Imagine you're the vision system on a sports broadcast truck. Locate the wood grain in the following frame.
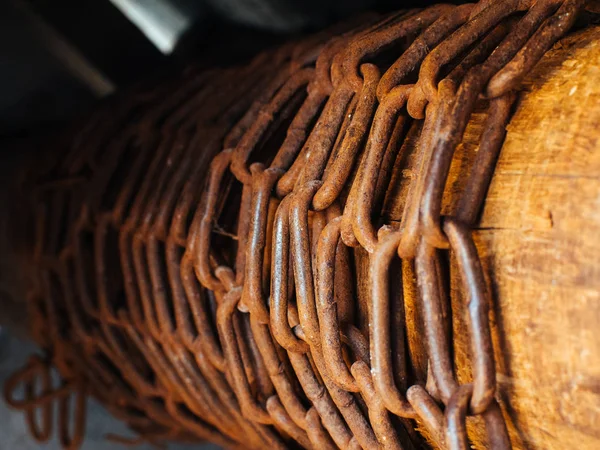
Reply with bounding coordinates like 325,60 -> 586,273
378,25 -> 600,450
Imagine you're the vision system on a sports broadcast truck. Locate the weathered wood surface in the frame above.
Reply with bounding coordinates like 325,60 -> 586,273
372,25 -> 600,449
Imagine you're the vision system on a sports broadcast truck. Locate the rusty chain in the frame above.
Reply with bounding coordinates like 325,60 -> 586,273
4,1 -> 591,448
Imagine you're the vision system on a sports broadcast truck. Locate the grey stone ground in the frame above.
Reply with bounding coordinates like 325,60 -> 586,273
0,331 -> 219,450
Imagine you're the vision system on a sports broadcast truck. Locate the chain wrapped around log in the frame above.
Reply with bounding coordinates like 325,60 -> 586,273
4,0 -> 599,449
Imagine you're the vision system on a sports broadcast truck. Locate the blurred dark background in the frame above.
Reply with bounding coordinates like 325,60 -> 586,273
0,0 -> 455,140
0,0 -> 391,140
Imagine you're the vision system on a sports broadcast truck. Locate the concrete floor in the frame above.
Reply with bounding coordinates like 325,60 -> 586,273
0,331 -> 219,450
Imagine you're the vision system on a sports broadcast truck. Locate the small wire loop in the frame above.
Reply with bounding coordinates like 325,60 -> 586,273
487,0 -> 583,98
287,84 -> 354,192
444,383 -> 512,450
266,396 -> 313,449
243,164 -> 285,323
270,195 -> 310,353
313,63 -> 381,211
58,381 -> 87,450
370,231 -> 417,418
406,385 -> 445,448
216,287 -> 273,424
341,325 -> 370,365
339,148 -> 365,248
192,149 -> 234,291
131,231 -> 163,340
309,349 -> 379,450
444,384 -> 473,450
288,352 -> 355,449
250,317 -> 309,428
179,253 -> 226,371
377,3 -> 474,100
25,375 -> 53,442
417,0 -> 554,250
350,361 -> 404,450
4,356 -> 54,442
231,69 -> 315,184
270,89 -> 328,180
304,407 -> 338,450
289,181 -> 324,348
315,216 -> 358,392
443,217 -> 496,414
415,239 -> 459,404
407,0 -> 525,119
354,84 -> 412,252
342,4 -> 454,92
4,356 -> 88,450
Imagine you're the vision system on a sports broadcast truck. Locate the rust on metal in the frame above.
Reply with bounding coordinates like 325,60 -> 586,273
4,1 -> 589,448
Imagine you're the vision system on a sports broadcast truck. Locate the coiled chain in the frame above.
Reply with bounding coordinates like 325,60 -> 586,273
4,1 -> 589,448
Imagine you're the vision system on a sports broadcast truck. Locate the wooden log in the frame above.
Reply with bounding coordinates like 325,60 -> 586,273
375,25 -> 600,450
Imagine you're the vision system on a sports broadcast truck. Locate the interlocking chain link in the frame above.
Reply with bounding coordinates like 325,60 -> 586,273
4,1 -> 591,448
